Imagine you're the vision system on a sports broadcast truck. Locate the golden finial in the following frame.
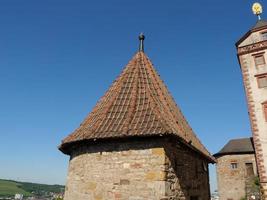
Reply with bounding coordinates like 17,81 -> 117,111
252,2 -> 263,20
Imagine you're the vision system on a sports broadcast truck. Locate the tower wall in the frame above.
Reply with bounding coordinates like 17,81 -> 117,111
63,138 -> 210,200
216,154 -> 258,200
237,31 -> 267,198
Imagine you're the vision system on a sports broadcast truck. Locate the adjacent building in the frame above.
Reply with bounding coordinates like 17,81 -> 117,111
59,35 -> 215,200
214,138 -> 259,200
236,14 -> 267,197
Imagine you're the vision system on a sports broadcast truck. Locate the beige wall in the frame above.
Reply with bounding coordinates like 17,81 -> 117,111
216,154 -> 257,200
239,50 -> 267,170
239,31 -> 263,47
238,28 -> 267,196
63,138 -> 211,200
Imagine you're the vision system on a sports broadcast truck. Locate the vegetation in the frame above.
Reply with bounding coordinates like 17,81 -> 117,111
254,176 -> 260,187
0,179 -> 64,198
0,179 -> 31,197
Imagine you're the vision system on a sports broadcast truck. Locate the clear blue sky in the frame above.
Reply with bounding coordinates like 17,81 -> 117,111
0,0 -> 263,192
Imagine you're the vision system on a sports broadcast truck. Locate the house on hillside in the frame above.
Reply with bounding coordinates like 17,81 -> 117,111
14,194 -> 23,200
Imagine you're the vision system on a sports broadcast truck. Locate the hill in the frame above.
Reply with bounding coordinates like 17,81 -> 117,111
0,179 -> 64,198
0,179 -> 31,197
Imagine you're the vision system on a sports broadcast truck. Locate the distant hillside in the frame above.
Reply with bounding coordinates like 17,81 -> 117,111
0,179 -> 64,198
0,179 -> 31,197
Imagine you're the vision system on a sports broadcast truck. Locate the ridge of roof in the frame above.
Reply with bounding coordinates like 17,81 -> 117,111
59,51 -> 214,162
213,137 -> 254,157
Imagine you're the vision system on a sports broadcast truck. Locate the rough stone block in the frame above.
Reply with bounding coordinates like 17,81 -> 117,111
152,148 -> 165,156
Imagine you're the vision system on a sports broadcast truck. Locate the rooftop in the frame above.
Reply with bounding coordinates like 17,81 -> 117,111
59,35 -> 215,162
251,19 -> 267,31
213,137 -> 255,157
236,19 -> 267,46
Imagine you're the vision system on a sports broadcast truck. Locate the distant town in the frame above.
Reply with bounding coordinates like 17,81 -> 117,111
0,179 -> 64,200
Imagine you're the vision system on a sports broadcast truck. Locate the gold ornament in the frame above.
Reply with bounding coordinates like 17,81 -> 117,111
252,2 -> 263,16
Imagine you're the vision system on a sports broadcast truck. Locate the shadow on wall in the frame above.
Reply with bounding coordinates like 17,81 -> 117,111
164,140 -> 211,200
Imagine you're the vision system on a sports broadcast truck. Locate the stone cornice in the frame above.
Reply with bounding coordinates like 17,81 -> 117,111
238,40 -> 267,55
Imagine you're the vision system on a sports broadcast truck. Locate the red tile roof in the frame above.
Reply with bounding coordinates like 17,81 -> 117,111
59,51 -> 214,162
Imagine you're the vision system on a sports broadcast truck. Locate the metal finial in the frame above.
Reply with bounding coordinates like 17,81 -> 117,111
138,33 -> 145,52
252,2 -> 263,20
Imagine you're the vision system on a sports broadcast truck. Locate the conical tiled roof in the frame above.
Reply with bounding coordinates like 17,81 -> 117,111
59,51 -> 214,161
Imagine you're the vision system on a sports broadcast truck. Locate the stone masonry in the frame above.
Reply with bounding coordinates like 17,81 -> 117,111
64,137 -> 210,200
216,154 -> 258,200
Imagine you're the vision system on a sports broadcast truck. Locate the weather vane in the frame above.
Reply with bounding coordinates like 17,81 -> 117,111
252,2 -> 263,20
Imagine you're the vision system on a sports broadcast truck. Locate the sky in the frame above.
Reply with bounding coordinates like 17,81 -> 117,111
0,0 -> 264,192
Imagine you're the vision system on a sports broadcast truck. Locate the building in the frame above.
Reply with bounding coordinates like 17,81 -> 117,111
210,190 -> 219,200
214,138 -> 259,200
14,194 -> 23,200
236,4 -> 267,198
59,35 -> 215,200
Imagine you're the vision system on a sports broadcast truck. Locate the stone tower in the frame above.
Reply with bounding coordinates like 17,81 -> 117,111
214,138 -> 259,200
236,6 -> 267,198
59,35 -> 215,200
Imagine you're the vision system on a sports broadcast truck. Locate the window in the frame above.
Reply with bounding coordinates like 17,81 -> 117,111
254,54 -> 265,66
231,163 -> 238,169
262,32 -> 267,40
245,163 -> 254,177
256,73 -> 267,88
263,102 -> 267,122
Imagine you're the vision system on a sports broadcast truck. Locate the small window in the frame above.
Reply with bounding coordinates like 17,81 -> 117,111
256,73 -> 267,88
262,32 -> 267,40
231,163 -> 238,169
254,54 -> 265,66
263,102 -> 267,122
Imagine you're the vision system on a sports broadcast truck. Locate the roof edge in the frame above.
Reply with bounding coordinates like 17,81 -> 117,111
213,137 -> 254,158
213,150 -> 255,158
58,134 -> 216,163
236,24 -> 267,47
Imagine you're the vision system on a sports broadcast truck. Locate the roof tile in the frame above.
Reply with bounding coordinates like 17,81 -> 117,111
59,51 -> 214,161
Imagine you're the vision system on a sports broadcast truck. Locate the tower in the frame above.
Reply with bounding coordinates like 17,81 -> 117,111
214,138 -> 259,200
236,3 -> 267,198
59,35 -> 215,200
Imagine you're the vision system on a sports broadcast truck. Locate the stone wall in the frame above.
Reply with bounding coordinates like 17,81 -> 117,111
64,137 -> 210,200
164,141 -> 210,200
216,154 -> 258,200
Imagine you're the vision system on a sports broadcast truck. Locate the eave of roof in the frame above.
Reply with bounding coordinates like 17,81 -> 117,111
59,134 -> 216,163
